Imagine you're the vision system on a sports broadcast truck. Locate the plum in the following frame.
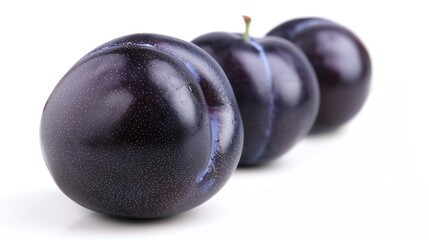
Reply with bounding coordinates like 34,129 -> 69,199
193,16 -> 320,166
40,34 -> 243,219
267,18 -> 371,130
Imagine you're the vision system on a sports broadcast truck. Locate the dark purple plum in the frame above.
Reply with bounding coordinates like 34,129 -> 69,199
192,17 -> 320,166
267,18 -> 371,130
40,34 -> 243,219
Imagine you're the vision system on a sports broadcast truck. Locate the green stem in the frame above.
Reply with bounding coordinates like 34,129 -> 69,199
243,15 -> 251,41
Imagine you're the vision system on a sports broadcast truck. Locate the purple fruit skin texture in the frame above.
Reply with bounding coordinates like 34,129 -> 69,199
267,18 -> 371,129
40,34 -> 243,219
192,33 -> 319,166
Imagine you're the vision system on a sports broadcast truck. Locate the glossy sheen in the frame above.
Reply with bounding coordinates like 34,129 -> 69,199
40,34 -> 243,219
267,18 -> 371,129
193,33 -> 319,166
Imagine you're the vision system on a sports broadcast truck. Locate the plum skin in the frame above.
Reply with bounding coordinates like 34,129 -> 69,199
192,33 -> 320,166
40,34 -> 243,219
267,18 -> 371,130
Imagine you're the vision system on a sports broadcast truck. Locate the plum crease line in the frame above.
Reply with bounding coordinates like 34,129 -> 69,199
196,110 -> 219,184
173,58 -> 217,185
249,40 -> 275,163
287,18 -> 333,38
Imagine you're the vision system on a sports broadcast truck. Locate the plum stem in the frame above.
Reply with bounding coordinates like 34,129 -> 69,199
243,15 -> 251,41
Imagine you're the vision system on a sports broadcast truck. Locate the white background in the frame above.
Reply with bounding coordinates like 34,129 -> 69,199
1,0 -> 428,239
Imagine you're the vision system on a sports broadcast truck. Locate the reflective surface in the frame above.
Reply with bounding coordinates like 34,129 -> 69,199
193,33 -> 319,166
40,34 -> 243,219
268,18 -> 371,129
